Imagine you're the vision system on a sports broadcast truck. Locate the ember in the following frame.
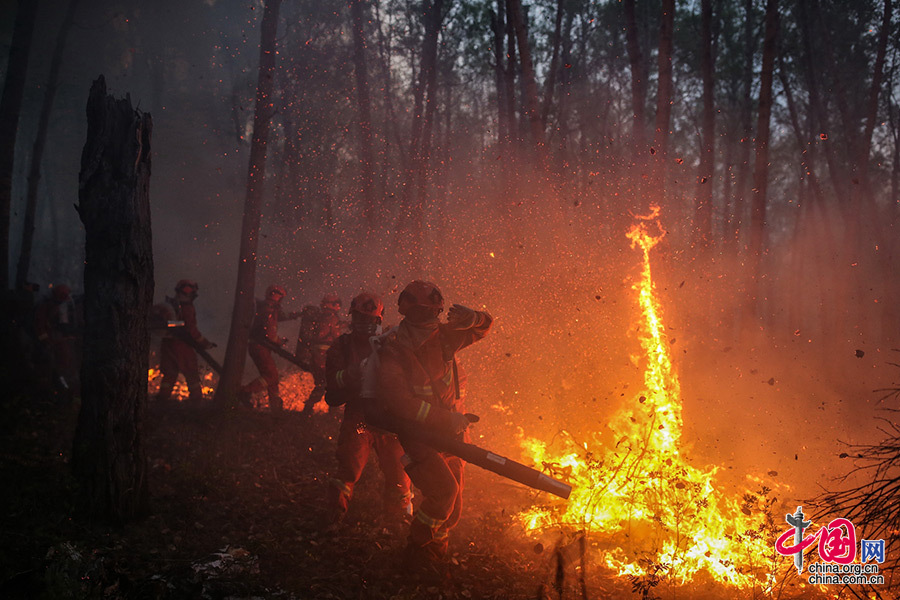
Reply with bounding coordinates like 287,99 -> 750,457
517,208 -> 791,591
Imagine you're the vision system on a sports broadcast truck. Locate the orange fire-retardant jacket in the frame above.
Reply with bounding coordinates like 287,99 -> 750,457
325,332 -> 369,408
373,312 -> 491,434
167,296 -> 213,349
298,306 -> 346,347
250,298 -> 295,345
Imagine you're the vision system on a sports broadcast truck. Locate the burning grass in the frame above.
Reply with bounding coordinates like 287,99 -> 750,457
512,208 -> 826,597
147,363 -> 328,413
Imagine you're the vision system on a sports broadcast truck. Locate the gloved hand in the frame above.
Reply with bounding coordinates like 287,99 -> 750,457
446,304 -> 477,330
206,341 -> 218,349
449,411 -> 471,435
345,358 -> 366,383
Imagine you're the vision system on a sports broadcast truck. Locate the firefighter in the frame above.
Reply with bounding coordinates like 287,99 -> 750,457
325,292 -> 412,526
370,280 -> 492,574
297,293 -> 346,413
240,284 -> 300,412
157,279 -> 215,405
34,283 -> 79,397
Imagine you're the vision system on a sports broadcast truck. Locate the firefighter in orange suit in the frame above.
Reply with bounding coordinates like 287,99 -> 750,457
34,283 -> 79,396
371,280 -> 491,570
325,292 -> 412,525
158,279 -> 215,404
240,284 -> 300,412
298,293 -> 346,412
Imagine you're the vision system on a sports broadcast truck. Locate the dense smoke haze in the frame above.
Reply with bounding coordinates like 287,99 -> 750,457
4,0 -> 899,472
3,0 -> 900,591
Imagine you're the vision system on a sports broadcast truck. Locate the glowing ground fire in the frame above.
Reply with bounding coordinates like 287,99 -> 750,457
517,208 -> 786,591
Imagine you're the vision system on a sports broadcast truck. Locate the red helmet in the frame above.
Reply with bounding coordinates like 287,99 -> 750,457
175,279 -> 198,294
51,284 -> 71,302
398,280 -> 443,316
266,284 -> 286,300
321,293 -> 341,308
350,292 -> 384,318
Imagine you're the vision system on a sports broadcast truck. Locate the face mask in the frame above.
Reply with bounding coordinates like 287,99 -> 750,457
351,314 -> 380,336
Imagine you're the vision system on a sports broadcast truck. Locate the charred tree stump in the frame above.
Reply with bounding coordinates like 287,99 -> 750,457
72,76 -> 153,522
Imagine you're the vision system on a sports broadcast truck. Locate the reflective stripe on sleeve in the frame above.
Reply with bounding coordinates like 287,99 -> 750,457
335,370 -> 345,388
415,401 -> 432,423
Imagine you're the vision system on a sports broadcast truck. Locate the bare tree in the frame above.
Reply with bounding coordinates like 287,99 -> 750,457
652,0 -> 676,193
350,0 -> 376,224
16,0 -> 82,289
540,0 -> 565,130
623,0 -> 646,155
693,0 -> 715,247
748,0 -> 779,277
215,0 -> 282,408
72,76 -> 153,522
490,1 -> 509,149
858,0 -> 893,192
404,0 -> 445,269
504,0 -> 518,145
0,0 -> 39,291
507,0 -> 546,157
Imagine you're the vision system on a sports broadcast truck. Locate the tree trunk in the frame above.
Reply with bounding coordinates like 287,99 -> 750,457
693,0 -> 715,247
777,52 -> 827,211
555,5 -> 575,159
540,0 -> 564,130
797,0 -> 844,202
504,0 -> 518,145
374,0 -> 407,184
72,76 -> 153,522
858,0 -> 892,190
350,0 -> 376,224
652,0 -> 676,194
748,0 -> 779,274
507,0 -> 546,157
623,0 -> 646,155
491,2 -> 508,148
726,0 -> 755,250
215,0 -> 281,408
404,0 -> 444,270
0,0 -> 39,291
16,0 -> 81,289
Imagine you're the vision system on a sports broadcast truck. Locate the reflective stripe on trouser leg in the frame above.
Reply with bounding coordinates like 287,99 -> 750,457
329,477 -> 354,498
415,401 -> 432,422
414,508 -> 446,530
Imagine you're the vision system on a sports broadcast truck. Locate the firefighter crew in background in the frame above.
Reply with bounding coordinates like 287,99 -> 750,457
370,280 -> 492,573
157,279 -> 215,405
240,284 -> 300,412
34,283 -> 79,397
297,293 -> 346,413
325,292 -> 412,526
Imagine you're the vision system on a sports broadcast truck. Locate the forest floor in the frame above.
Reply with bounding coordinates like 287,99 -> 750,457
0,373 -> 843,600
0,378 -> 616,600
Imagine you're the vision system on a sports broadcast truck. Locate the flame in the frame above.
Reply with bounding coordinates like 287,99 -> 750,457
147,367 -> 215,400
147,364 -> 325,413
516,207 -> 789,591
